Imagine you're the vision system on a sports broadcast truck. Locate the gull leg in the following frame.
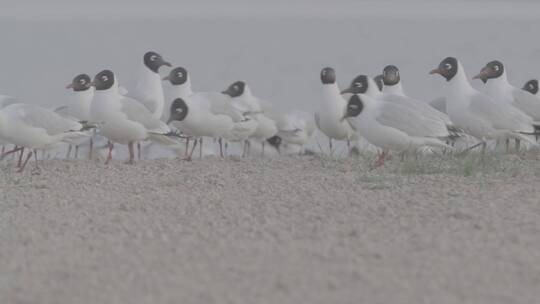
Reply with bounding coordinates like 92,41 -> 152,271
66,144 -> 72,159
199,138 -> 203,158
16,150 -> 33,173
218,138 -> 224,158
137,142 -> 141,160
127,142 -> 135,164
515,139 -> 521,153
225,141 -> 229,157
105,141 -> 113,165
185,138 -> 190,156
505,138 -> 510,154
89,137 -> 93,160
347,140 -> 351,156
261,141 -> 265,157
374,149 -> 388,167
184,138 -> 198,161
329,138 -> 333,155
17,148 -> 25,168
1,146 -> 23,162
75,145 -> 79,159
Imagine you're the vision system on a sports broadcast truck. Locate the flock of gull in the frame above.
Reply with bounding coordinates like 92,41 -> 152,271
0,51 -> 539,172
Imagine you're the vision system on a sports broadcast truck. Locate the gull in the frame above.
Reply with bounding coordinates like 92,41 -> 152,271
430,57 -> 537,152
315,67 -> 358,153
163,67 -> 256,157
474,60 -> 540,148
89,70 -> 182,164
222,81 -> 277,157
65,73 -> 95,159
0,103 -> 90,172
341,94 -> 451,166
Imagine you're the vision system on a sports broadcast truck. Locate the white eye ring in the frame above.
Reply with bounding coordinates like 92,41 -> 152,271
79,79 -> 85,84
355,82 -> 363,88
101,76 -> 108,82
530,84 -> 534,89
150,55 -> 157,61
322,70 -> 326,76
445,63 -> 452,70
177,72 -> 183,78
233,85 -> 239,91
176,108 -> 183,113
494,65 -> 499,71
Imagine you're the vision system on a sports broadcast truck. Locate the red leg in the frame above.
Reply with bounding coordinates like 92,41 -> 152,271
17,148 -> 25,168
105,141 -> 113,165
0,146 -> 22,161
184,138 -> 197,161
16,151 -> 33,173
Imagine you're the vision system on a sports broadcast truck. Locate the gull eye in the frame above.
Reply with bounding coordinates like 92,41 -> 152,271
101,75 -> 108,82
445,63 -> 452,70
176,108 -> 184,113
395,71 -> 399,77
494,65 -> 499,71
233,85 -> 239,91
322,70 -> 326,76
355,82 -> 363,88
530,84 -> 534,89
350,104 -> 359,109
150,55 -> 157,61
79,79 -> 85,84
177,72 -> 183,78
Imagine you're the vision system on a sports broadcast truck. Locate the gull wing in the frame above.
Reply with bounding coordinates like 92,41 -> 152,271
375,101 -> 449,138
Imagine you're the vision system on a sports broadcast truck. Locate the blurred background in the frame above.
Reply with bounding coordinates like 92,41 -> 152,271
0,0 -> 539,113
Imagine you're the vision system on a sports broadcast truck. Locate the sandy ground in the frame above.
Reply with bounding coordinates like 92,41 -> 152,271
1,154 -> 540,304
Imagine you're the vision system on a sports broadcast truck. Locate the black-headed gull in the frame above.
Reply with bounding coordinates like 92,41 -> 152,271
163,67 -> 256,158
65,73 -> 94,159
0,103 -> 90,172
89,70 -> 181,164
126,51 -> 171,120
222,81 -> 277,157
315,67 -> 358,153
430,57 -> 537,153
342,94 -> 451,166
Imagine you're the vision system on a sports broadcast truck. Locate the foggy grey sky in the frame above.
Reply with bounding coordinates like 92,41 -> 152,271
0,0 -> 539,18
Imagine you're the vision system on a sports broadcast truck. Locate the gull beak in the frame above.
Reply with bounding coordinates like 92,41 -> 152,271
429,68 -> 442,75
65,83 -> 74,89
472,67 -> 488,80
162,75 -> 170,81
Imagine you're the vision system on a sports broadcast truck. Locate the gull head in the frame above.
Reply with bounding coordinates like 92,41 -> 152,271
430,57 -> 458,82
320,67 -> 336,85
382,65 -> 400,86
523,79 -> 538,95
167,98 -> 189,123
222,81 -> 245,98
91,70 -> 115,91
66,74 -> 91,91
143,51 -> 172,73
473,60 -> 504,83
341,75 -> 369,95
163,67 -> 188,85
